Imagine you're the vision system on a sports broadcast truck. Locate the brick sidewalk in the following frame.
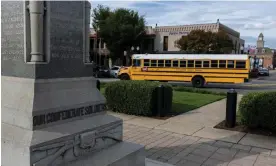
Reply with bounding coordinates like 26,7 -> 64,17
124,124 -> 276,166
108,96 -> 276,165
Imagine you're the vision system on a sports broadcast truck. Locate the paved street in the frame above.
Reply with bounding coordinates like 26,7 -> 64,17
108,96 -> 276,166
99,70 -> 276,94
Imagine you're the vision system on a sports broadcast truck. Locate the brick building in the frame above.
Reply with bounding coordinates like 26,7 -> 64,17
154,19 -> 244,54
248,33 -> 276,69
90,20 -> 245,66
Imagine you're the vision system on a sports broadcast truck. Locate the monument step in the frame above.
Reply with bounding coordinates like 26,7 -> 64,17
145,158 -> 175,166
1,114 -> 124,166
66,141 -> 145,166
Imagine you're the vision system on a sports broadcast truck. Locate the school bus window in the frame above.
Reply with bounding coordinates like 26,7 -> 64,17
236,61 -> 246,68
180,60 -> 186,67
133,59 -> 141,66
165,60 -> 171,67
203,61 -> 210,68
211,60 -> 218,68
195,61 -> 202,68
188,60 -> 194,67
173,60 -> 179,67
144,59 -> 150,66
219,60 -> 226,68
157,60 -> 164,67
227,60 -> 234,68
151,60 -> 157,67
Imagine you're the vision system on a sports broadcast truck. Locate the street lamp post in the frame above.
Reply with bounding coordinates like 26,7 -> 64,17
136,46 -> 140,54
131,46 -> 140,53
126,46 -> 140,66
124,50 -> 127,66
208,44 -> 213,53
97,27 -> 101,66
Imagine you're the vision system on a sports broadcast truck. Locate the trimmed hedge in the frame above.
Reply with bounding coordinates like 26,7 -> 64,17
239,92 -> 276,131
105,81 -> 172,116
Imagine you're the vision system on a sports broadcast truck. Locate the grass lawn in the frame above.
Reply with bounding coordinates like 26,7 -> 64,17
172,91 -> 225,114
100,86 -> 225,115
100,87 -> 106,94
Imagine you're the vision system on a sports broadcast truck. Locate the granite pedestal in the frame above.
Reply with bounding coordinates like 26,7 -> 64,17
1,1 -> 145,166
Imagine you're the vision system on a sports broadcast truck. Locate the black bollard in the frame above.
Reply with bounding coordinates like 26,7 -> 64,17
96,80 -> 100,91
225,89 -> 237,128
156,85 -> 165,117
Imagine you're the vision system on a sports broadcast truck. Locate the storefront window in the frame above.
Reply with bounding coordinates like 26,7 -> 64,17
163,36 -> 168,51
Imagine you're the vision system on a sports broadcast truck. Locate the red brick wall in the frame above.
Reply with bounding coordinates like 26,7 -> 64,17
263,57 -> 273,68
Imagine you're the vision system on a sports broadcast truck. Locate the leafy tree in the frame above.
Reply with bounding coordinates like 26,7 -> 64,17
92,5 -> 111,30
214,30 -> 234,54
175,30 -> 234,54
92,5 -> 146,64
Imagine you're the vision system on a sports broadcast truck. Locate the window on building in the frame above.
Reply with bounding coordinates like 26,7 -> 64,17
173,60 -> 179,67
203,61 -> 210,68
188,60 -> 194,67
165,60 -> 171,67
211,60 -> 218,68
195,61 -> 202,68
236,61 -> 246,69
227,60 -> 234,68
158,60 -> 164,67
219,60 -> 226,68
163,36 -> 168,51
180,60 -> 186,67
151,60 -> 157,67
133,59 -> 141,66
144,59 -> 150,66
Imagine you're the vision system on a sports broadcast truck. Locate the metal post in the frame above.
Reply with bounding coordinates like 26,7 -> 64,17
225,89 -> 237,128
95,30 -> 98,65
156,85 -> 165,117
99,38 -> 102,66
96,80 -> 100,91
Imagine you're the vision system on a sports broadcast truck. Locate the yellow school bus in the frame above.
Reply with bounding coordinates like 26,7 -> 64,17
118,54 -> 250,88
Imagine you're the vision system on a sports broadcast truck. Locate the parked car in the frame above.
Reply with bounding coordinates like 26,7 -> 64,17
109,66 -> 121,78
258,67 -> 269,76
93,65 -> 110,78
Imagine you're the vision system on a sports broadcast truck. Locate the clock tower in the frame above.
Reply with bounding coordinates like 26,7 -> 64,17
257,33 -> 264,48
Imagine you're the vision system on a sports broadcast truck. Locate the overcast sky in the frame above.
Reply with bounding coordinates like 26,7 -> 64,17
91,1 -> 276,49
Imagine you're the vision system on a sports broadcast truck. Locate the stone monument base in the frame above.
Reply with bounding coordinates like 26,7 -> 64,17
2,114 -> 145,166
67,141 -> 145,166
1,76 -> 145,166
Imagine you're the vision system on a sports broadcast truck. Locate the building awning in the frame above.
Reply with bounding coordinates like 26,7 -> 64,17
90,34 -> 97,38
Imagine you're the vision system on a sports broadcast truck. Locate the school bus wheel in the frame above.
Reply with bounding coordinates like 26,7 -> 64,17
192,76 -> 205,88
120,74 -> 130,80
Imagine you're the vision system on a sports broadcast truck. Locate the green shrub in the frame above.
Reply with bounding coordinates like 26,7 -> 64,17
105,81 -> 172,116
239,92 -> 276,131
172,86 -> 226,96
